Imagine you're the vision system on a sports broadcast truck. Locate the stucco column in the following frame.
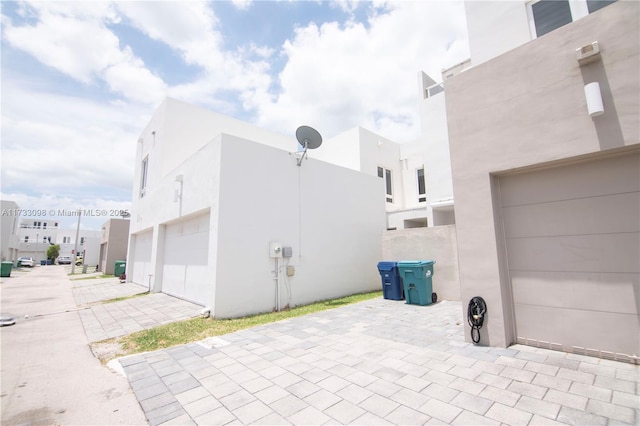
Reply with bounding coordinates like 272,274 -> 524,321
149,224 -> 166,293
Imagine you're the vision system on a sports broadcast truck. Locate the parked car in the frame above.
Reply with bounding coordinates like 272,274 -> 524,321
75,256 -> 83,266
18,257 -> 34,267
57,256 -> 71,265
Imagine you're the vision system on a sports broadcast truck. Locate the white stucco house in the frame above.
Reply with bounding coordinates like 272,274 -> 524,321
127,98 -> 386,318
0,200 -> 20,262
5,217 -> 100,266
446,0 -> 638,361
311,126 -> 431,230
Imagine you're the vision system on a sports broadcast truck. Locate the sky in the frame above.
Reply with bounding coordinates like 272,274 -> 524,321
1,0 -> 470,230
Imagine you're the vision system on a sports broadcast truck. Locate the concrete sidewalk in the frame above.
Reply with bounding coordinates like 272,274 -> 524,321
116,298 -> 640,425
0,265 -> 147,425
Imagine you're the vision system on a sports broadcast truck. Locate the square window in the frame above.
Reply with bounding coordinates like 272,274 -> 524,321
531,0 -> 572,37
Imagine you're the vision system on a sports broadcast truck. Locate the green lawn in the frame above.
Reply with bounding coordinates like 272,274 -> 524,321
114,291 -> 382,356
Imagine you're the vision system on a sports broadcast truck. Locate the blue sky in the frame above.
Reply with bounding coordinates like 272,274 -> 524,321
1,1 -> 469,230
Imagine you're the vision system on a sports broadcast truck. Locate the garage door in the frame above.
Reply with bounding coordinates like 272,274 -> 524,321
499,152 -> 639,359
131,230 -> 153,285
161,212 -> 210,306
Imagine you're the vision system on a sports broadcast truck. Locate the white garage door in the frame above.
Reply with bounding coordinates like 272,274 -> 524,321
499,152 -> 639,359
161,212 -> 210,306
131,230 -> 153,285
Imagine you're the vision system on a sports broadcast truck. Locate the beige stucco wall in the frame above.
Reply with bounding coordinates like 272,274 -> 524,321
382,225 -> 460,302
445,1 -> 639,347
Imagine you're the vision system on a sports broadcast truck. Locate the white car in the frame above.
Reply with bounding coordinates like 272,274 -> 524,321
18,257 -> 35,267
57,256 -> 71,265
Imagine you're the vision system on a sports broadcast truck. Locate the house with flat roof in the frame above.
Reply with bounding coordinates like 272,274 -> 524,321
127,98 -> 386,318
446,0 -> 638,361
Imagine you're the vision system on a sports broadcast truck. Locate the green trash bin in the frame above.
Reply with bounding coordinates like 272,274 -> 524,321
114,261 -> 126,277
1,262 -> 12,278
397,260 -> 436,306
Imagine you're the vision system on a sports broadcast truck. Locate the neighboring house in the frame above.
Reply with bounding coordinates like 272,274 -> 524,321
128,98 -> 386,318
0,200 -> 20,262
98,218 -> 130,274
16,219 -> 60,264
13,217 -> 101,266
55,229 -> 101,266
446,0 -> 638,361
416,71 -> 460,227
312,126 -> 430,230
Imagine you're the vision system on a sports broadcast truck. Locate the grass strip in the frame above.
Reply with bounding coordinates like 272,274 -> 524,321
117,290 -> 382,355
70,274 -> 113,281
103,291 -> 150,304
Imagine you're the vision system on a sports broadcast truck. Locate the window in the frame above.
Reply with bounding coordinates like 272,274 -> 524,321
80,237 -> 85,245
377,166 -> 393,203
24,236 -> 29,243
63,237 -> 70,244
529,0 -> 617,38
531,0 -> 572,37
385,169 -> 393,203
417,168 -> 426,203
43,236 -> 48,243
140,155 -> 149,198
587,0 -> 616,13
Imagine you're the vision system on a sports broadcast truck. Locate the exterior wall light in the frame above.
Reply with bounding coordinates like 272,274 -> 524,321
584,82 -> 604,117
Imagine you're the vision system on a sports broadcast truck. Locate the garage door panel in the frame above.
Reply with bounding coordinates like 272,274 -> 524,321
162,265 -> 186,298
506,233 -> 639,273
515,304 -> 639,356
132,230 -> 153,285
500,152 -> 640,358
503,192 -> 639,238
161,212 -> 210,305
500,154 -> 640,207
184,265 -> 209,302
511,271 -> 639,314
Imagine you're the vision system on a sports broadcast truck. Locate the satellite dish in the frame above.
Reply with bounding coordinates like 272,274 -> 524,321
295,125 -> 322,166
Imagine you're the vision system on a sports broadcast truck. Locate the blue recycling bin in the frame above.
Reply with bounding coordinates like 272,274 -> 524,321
377,261 -> 404,300
397,260 -> 436,306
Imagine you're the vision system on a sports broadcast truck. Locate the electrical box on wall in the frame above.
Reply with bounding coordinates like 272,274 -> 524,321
282,247 -> 293,258
269,242 -> 282,258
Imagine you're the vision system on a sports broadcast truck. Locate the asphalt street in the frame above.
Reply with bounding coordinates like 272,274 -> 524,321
0,265 -> 146,425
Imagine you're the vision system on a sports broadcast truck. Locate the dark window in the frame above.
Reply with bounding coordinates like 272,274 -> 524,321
417,168 -> 426,202
532,0 -> 572,37
587,0 -> 616,13
377,166 -> 384,178
385,169 -> 393,203
24,236 -> 29,243
140,156 -> 149,198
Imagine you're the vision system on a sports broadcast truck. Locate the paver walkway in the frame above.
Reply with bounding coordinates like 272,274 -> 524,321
115,299 -> 640,425
73,278 -> 202,342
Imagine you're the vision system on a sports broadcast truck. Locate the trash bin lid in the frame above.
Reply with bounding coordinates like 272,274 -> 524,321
377,261 -> 398,271
397,260 -> 435,267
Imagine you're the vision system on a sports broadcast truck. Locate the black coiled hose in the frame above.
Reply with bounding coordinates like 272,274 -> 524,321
467,297 -> 487,344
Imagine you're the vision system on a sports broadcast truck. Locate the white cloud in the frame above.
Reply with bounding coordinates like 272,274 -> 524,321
1,80 -> 148,195
2,1 -> 167,105
253,1 -> 469,142
231,0 -> 253,11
